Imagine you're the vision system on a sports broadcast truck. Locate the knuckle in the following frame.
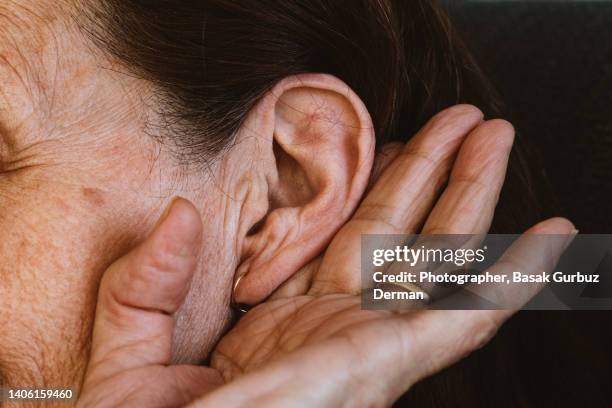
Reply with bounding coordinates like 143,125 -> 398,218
144,237 -> 197,279
144,246 -> 180,274
399,147 -> 438,168
351,212 -> 405,235
449,176 -> 489,198
424,224 -> 449,235
109,259 -> 151,305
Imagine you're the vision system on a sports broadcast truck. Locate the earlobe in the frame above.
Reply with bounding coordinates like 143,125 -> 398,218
233,73 -> 375,305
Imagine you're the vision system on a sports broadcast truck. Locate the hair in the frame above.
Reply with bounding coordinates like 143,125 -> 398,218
74,1 -> 605,407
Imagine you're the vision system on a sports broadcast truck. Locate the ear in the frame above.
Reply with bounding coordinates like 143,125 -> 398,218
233,73 -> 375,305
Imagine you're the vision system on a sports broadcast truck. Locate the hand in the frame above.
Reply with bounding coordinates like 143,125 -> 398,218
76,198 -> 224,407
76,105 -> 574,408
195,105 -> 574,406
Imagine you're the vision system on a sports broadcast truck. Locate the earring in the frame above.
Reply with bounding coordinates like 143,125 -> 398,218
232,274 -> 250,315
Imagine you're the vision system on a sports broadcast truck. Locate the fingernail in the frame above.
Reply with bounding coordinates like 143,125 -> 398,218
564,229 -> 579,250
155,197 -> 178,230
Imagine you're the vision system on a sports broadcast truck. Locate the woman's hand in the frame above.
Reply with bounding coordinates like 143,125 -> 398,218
76,106 -> 574,407
75,198 -> 224,407
194,106 -> 574,406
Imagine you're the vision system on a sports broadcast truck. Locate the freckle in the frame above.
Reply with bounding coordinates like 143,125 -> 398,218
17,239 -> 28,258
54,197 -> 71,212
81,187 -> 106,207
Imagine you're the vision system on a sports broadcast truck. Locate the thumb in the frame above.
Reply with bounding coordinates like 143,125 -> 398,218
85,197 -> 202,381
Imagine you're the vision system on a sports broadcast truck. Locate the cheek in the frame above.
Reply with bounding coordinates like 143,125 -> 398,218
81,187 -> 107,207
0,182 -> 135,386
0,201 -> 97,385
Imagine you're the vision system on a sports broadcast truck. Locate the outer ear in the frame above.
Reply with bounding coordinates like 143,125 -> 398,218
234,74 -> 375,305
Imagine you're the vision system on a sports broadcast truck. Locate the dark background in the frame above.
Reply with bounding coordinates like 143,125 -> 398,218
447,0 -> 611,233
396,2 -> 612,407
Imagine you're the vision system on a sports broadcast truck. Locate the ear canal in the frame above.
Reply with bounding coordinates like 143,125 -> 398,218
269,139 -> 314,210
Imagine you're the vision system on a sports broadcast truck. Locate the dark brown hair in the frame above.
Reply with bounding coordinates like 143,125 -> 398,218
82,0 -> 501,157
76,1 -> 586,407
79,0 -> 544,231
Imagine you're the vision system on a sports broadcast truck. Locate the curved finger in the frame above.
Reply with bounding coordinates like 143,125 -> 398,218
310,105 -> 484,295
271,143 -> 405,300
368,219 -> 576,402
422,119 -> 515,235
403,218 -> 575,380
84,198 -> 202,381
353,105 -> 484,235
458,217 -> 577,309
367,142 -> 404,191
195,220 -> 576,408
389,119 -> 515,298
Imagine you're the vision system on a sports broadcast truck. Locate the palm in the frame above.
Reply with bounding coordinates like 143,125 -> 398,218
210,109 -> 517,385
79,108 -> 573,408
207,293 -> 421,408
213,295 -> 371,377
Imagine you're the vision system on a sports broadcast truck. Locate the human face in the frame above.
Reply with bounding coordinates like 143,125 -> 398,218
0,1 -> 241,387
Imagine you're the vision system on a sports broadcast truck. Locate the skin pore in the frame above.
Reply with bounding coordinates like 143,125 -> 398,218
0,0 -> 233,386
0,3 -> 576,407
0,0 -> 377,390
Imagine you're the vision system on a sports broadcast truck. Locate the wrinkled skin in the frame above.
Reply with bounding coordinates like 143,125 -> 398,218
0,2 -> 574,406
76,110 -> 574,407
0,1 -> 236,388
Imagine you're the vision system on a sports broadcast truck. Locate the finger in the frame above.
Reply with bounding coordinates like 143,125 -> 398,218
353,105 -> 484,234
310,105 -> 484,295
338,219 -> 577,405
422,119 -> 515,234
459,217 -> 577,309
367,142 -> 404,191
399,218 -> 575,385
269,257 -> 321,300
195,223 -> 576,408
272,143 -> 404,300
85,197 -> 202,379
387,119 -> 515,298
